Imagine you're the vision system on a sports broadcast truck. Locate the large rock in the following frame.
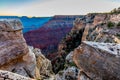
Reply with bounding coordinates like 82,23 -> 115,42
110,14 -> 120,23
29,46 -> 55,80
0,19 -> 36,78
0,19 -> 28,66
0,70 -> 34,80
93,14 -> 107,26
73,41 -> 120,80
55,66 -> 79,80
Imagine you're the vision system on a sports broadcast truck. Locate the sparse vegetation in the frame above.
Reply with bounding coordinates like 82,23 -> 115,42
110,7 -> 120,14
69,62 -> 76,67
107,21 -> 115,28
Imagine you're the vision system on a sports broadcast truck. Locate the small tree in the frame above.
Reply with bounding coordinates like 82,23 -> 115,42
107,21 -> 115,28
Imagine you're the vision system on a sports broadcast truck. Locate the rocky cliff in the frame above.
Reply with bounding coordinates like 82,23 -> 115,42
51,8 -> 120,80
0,19 -> 55,80
73,41 -> 120,80
24,15 -> 83,54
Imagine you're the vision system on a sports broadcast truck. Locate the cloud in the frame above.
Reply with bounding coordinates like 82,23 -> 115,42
0,0 -> 120,16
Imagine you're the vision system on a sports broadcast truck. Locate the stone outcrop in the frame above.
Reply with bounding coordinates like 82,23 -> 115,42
0,70 -> 34,80
55,66 -> 79,80
110,14 -> 120,23
0,19 -> 36,78
73,41 -> 120,80
93,14 -> 107,25
24,15 -> 84,55
29,46 -> 55,80
0,19 -> 55,80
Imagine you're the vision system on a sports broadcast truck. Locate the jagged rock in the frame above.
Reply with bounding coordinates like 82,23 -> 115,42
93,14 -> 107,26
24,15 -> 83,55
66,51 -> 74,63
110,14 -> 120,23
73,41 -> 120,80
0,19 -> 28,66
72,18 -> 86,31
0,19 -> 36,78
78,71 -> 91,80
55,66 -> 79,80
29,46 -> 55,80
0,70 -> 34,80
0,19 -> 23,31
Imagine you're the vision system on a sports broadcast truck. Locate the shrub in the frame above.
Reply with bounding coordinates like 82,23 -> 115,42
107,21 -> 115,28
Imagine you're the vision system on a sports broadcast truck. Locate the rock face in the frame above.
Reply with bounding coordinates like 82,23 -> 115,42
0,70 -> 33,80
24,15 -> 83,54
0,19 -> 36,78
54,10 -> 120,80
0,19 -> 55,80
73,41 -> 120,80
0,19 -> 27,66
56,66 -> 79,80
29,46 -> 55,80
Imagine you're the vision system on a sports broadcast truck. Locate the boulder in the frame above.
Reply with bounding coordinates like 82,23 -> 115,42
0,70 -> 34,80
55,66 -> 79,80
110,14 -> 120,23
73,41 -> 120,80
29,46 -> 55,80
93,14 -> 107,26
0,19 -> 36,78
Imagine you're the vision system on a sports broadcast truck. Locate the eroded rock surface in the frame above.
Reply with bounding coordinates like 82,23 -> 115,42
0,70 -> 33,80
0,19 -> 55,80
73,41 -> 120,80
0,19 -> 36,78
29,46 -> 55,80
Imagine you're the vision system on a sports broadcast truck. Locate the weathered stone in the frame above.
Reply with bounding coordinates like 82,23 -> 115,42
110,14 -> 120,23
73,41 -> 120,80
29,47 -> 55,80
66,51 -> 74,63
0,19 -> 28,67
0,19 -> 36,78
55,66 -> 79,80
78,71 -> 91,80
0,19 -> 23,31
93,14 -> 106,26
0,70 -> 34,80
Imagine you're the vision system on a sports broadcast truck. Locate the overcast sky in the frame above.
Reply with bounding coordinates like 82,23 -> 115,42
0,0 -> 120,17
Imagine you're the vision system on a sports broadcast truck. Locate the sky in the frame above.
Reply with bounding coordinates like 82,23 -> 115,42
0,0 -> 120,17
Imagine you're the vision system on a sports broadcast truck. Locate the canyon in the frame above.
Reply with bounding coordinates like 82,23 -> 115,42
0,7 -> 120,80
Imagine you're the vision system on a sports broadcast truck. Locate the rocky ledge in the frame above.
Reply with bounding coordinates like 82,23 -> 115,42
0,19 -> 55,80
73,41 -> 120,80
0,70 -> 33,80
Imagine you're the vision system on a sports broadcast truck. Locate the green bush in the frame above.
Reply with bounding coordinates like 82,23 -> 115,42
107,21 -> 115,28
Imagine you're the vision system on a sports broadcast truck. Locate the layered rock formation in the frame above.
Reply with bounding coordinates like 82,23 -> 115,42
72,9 -> 120,80
52,9 -> 120,80
29,46 -> 55,80
24,15 -> 83,54
0,19 -> 55,80
0,19 -> 35,78
0,70 -> 33,80
73,41 -> 120,80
